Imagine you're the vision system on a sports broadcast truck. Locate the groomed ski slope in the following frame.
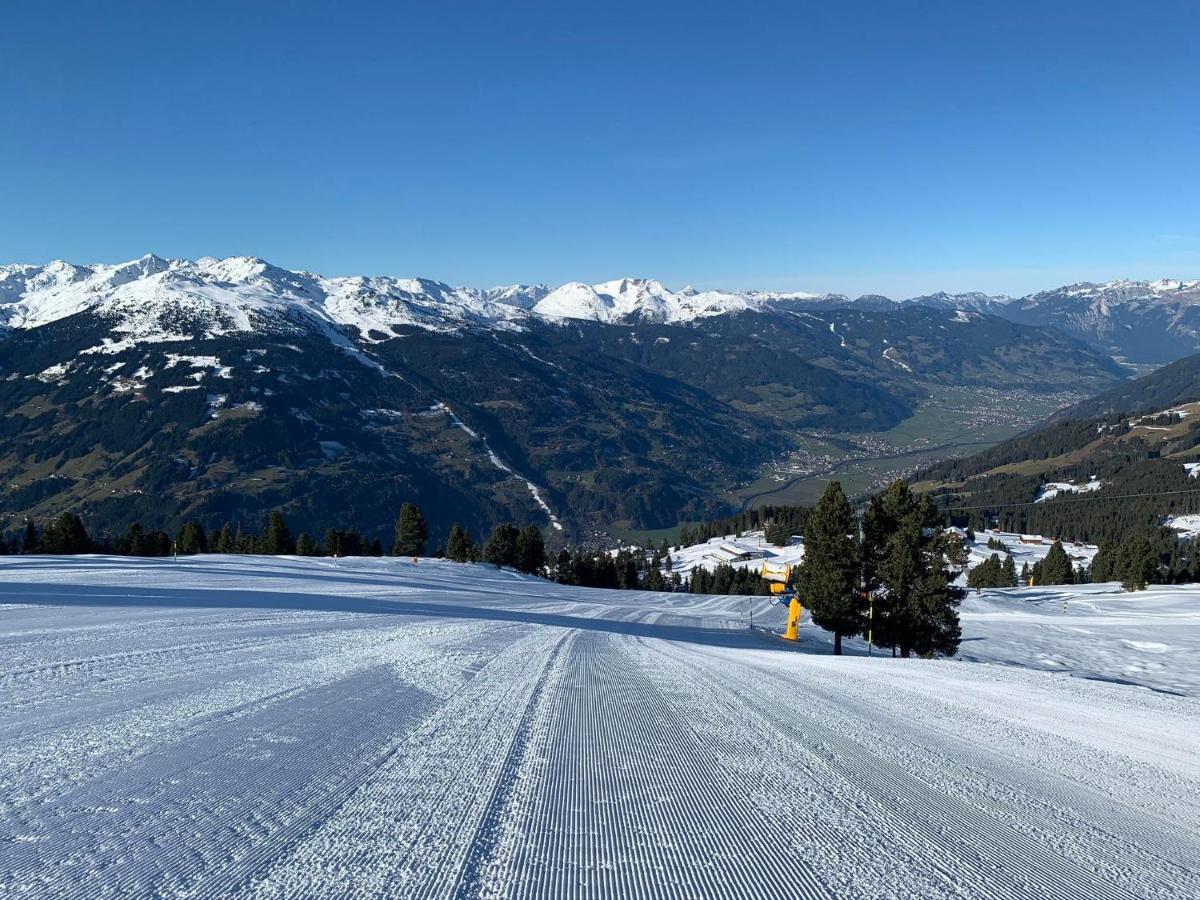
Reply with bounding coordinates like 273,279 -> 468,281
1,556 -> 1198,899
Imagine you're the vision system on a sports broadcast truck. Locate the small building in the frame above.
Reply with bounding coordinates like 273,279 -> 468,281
708,543 -> 769,564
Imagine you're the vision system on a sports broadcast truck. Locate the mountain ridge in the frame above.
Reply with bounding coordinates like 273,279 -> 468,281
3,255 -> 1195,350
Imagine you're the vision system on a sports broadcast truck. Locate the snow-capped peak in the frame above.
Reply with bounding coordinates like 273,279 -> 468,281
2,255 -> 1198,351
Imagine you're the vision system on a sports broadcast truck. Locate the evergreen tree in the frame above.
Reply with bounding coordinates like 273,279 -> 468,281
214,523 -> 236,554
1001,554 -> 1017,587
391,503 -> 429,557
296,532 -> 320,556
618,551 -> 639,589
765,520 -> 792,547
145,530 -> 173,556
483,523 -> 520,568
967,553 -> 1004,589
21,519 -> 38,554
862,480 -> 965,658
1089,540 -> 1118,583
370,538 -> 384,557
262,512 -> 295,555
40,513 -> 91,554
555,547 -> 574,584
323,528 -> 341,557
176,521 -> 207,555
1117,534 -> 1157,591
237,529 -> 260,554
516,525 -> 546,575
446,523 -> 476,563
119,522 -> 147,555
795,480 -> 862,654
1039,540 -> 1075,585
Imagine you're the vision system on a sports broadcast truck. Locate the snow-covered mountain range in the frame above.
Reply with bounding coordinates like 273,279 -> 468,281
3,254 -> 1197,363
0,252 -> 1138,543
0,255 -> 849,343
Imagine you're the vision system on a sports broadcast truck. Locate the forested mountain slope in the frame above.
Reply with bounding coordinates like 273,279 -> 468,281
0,255 -> 1129,542
915,355 -> 1200,542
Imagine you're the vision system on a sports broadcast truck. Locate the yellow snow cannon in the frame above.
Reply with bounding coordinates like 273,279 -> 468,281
760,562 -> 802,641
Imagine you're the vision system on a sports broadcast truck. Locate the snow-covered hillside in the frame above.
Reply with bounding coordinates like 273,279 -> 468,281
0,255 -> 532,345
532,278 -> 829,323
1,554 -> 1197,898
959,582 -> 1200,696
956,528 -> 1099,577
665,527 -> 1098,582
1021,277 -> 1200,311
665,529 -> 805,576
0,256 -> 846,339
1034,478 -> 1103,502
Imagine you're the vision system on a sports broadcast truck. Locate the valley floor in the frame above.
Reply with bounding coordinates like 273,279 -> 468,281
1,556 -> 1198,898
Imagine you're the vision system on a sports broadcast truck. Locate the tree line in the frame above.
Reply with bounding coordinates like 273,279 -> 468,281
677,504 -> 811,550
4,503 -> 549,575
966,532 -> 1179,592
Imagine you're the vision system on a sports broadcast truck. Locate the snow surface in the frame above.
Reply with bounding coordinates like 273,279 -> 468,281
4,256 -> 1197,346
1166,514 -> 1200,537
1,555 -> 1198,898
959,582 -> 1200,696
666,529 -> 804,575
956,528 -> 1098,577
668,528 -> 1098,583
0,256 -> 849,339
1034,478 -> 1104,502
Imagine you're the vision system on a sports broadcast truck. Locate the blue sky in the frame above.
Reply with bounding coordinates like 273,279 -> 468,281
2,0 -> 1197,297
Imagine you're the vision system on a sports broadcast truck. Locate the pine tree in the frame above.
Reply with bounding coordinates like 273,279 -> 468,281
1039,540 -> 1074,585
262,512 -> 295,555
1090,540 -> 1118,583
120,522 -> 146,555
862,480 -> 965,658
370,538 -> 384,557
555,547 -> 574,583
296,533 -> 319,556
483,523 -> 520,568
237,529 -> 260,554
214,523 -> 236,554
644,567 -> 667,591
21,519 -> 38,554
1117,534 -> 1157,592
796,481 -> 862,654
1001,554 -> 1017,587
146,530 -> 173,556
391,503 -> 428,557
967,553 -> 1004,589
446,523 -> 475,562
516,525 -> 546,575
323,528 -> 341,557
40,513 -> 91,554
177,522 -> 207,555
619,553 -> 638,590
765,520 -> 791,547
